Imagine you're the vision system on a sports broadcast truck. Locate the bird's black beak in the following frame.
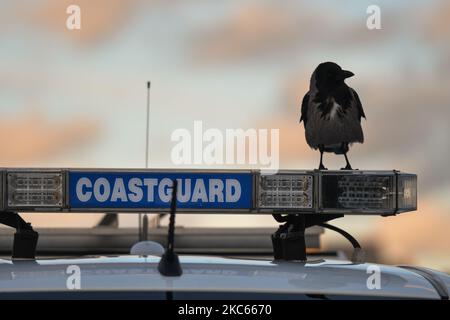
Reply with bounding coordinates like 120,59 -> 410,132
340,70 -> 354,80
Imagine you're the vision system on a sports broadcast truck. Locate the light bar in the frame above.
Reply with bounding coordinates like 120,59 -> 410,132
0,169 -> 417,215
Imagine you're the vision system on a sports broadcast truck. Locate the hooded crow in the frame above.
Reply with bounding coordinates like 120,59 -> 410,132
300,62 -> 366,170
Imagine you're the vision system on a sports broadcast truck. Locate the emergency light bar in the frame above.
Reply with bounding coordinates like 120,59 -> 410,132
0,169 -> 417,215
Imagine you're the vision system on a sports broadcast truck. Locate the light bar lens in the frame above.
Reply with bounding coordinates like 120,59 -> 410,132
258,174 -> 313,209
7,172 -> 63,208
398,174 -> 417,210
321,174 -> 395,210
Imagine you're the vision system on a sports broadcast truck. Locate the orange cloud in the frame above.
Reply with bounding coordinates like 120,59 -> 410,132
0,111 -> 100,166
26,0 -> 137,46
191,3 -> 394,64
280,72 -> 310,113
371,199 -> 450,268
192,4 -> 307,63
259,118 -> 314,166
419,1 -> 450,74
256,72 -> 314,166
423,1 -> 450,41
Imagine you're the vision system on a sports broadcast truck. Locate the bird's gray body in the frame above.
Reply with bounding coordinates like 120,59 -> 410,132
302,69 -> 365,154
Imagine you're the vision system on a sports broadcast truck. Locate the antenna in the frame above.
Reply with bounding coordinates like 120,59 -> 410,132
158,179 -> 182,276
145,81 -> 151,168
139,81 -> 151,241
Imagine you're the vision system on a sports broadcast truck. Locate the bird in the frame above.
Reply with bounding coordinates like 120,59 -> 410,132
300,62 -> 366,170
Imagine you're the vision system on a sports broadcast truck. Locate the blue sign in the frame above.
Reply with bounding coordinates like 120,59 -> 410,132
69,171 -> 253,210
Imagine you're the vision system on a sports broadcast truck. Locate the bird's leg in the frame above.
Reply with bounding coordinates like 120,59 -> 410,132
342,153 -> 352,170
341,143 -> 352,170
318,144 -> 327,170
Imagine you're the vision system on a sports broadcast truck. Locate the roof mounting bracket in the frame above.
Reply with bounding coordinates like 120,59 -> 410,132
271,213 -> 343,261
0,211 -> 38,260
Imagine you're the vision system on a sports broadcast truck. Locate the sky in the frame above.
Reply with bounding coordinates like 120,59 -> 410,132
0,0 -> 449,270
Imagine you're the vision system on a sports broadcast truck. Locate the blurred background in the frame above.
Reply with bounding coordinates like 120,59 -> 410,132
0,0 -> 449,271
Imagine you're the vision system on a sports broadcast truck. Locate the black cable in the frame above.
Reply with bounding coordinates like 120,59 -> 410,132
272,213 -> 288,223
318,223 -> 361,249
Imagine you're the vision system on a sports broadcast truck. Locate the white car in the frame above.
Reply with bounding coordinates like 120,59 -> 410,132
0,254 -> 448,300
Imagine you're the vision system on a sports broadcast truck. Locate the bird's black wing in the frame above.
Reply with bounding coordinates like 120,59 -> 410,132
300,92 -> 309,124
351,88 -> 366,121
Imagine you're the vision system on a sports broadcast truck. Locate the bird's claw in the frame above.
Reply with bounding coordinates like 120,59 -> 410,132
319,165 -> 328,170
341,165 -> 353,170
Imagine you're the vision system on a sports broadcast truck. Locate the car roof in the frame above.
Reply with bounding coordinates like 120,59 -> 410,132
0,255 -> 445,299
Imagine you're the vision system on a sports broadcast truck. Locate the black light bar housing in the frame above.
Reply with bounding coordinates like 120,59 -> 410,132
0,168 -> 417,216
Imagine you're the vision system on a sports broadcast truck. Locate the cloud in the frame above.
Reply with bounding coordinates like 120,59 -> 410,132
3,0 -> 138,46
422,1 -> 450,42
0,111 -> 100,166
191,3 -> 317,63
190,3 -> 394,64
420,1 -> 450,75
253,72 -> 315,165
370,197 -> 450,268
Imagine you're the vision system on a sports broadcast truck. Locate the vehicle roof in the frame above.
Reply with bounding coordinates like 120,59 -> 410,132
0,255 -> 447,299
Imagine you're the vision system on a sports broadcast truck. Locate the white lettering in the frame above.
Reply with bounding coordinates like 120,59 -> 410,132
128,178 -> 143,202
143,178 -> 158,201
74,176 -> 243,205
76,177 -> 92,202
209,179 -> 224,202
159,178 -> 173,202
93,178 -> 110,202
110,178 -> 127,202
226,179 -> 241,202
191,179 -> 208,202
177,178 -> 191,203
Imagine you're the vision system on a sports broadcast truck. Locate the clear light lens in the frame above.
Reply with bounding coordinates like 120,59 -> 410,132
321,174 -> 395,210
398,174 -> 417,210
7,172 -> 63,207
259,174 -> 313,209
